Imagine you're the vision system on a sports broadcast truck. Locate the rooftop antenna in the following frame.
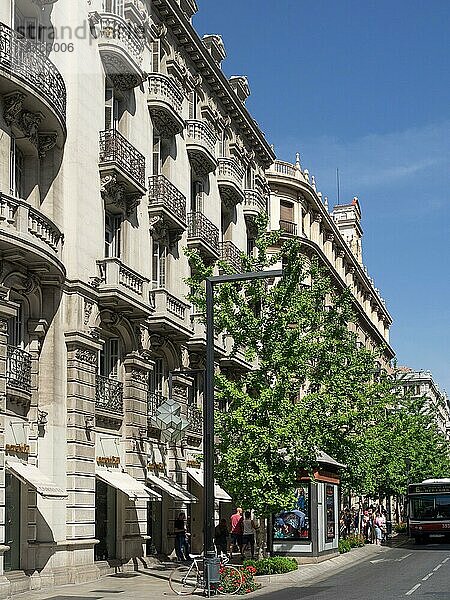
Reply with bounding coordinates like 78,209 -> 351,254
336,168 -> 341,205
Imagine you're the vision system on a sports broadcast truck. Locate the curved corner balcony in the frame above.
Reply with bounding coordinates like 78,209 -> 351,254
186,120 -> 217,175
147,73 -> 184,138
96,13 -> 146,90
0,22 -> 66,143
217,158 -> 245,210
7,345 -> 32,403
243,189 -> 266,219
0,192 -> 65,283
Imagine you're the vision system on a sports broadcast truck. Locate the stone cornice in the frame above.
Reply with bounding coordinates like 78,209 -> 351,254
152,0 -> 275,168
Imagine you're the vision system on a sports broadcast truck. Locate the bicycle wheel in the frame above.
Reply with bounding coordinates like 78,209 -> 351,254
169,563 -> 199,595
216,565 -> 243,595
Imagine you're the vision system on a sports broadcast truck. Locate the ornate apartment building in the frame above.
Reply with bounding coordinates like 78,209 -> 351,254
0,0 -> 393,595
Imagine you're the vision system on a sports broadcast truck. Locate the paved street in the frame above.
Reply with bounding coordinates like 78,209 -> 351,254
15,540 -> 450,600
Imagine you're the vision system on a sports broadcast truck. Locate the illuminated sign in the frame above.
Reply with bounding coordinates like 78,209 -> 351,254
6,444 -> 30,454
409,484 -> 450,494
96,456 -> 120,466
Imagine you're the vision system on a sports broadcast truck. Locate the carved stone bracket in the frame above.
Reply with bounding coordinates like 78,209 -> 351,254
3,91 -> 51,151
101,174 -> 141,216
149,215 -> 182,247
38,133 -> 58,158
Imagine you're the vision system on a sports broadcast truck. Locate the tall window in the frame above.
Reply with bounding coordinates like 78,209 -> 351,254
100,337 -> 120,379
8,305 -> 23,349
152,241 -> 167,289
150,40 -> 160,73
105,87 -> 120,130
247,237 -> 256,258
245,166 -> 255,190
218,130 -> 227,157
152,134 -> 161,176
149,357 -> 165,394
188,91 -> 198,120
191,180 -> 204,212
102,0 -> 124,17
10,137 -> 24,199
280,200 -> 294,223
105,214 -> 122,258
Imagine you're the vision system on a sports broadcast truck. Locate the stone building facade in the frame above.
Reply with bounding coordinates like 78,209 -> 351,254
0,0 -> 392,595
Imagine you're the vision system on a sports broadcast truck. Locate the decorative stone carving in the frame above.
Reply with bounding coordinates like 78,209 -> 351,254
325,233 -> 335,242
18,111 -> 44,147
0,320 -> 8,335
131,369 -> 148,383
172,384 -> 188,399
100,174 -> 140,216
3,92 -> 26,126
149,334 -> 164,350
84,299 -> 94,326
75,348 -> 97,365
38,133 -> 58,158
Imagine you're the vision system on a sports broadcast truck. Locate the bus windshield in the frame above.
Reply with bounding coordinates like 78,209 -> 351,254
410,495 -> 450,520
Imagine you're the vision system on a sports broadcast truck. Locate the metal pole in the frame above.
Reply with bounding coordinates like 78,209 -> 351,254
204,277 -> 216,588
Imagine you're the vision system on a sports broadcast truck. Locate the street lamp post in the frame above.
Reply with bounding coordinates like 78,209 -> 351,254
203,269 -> 283,589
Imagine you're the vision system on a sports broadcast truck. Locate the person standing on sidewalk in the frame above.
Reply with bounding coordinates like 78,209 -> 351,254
230,507 -> 244,558
174,512 -> 191,561
242,511 -> 258,559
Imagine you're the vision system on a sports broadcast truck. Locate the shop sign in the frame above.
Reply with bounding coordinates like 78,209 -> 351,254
96,456 -> 120,466
297,469 -> 340,484
6,443 -> 30,455
187,459 -> 201,468
147,462 -> 164,472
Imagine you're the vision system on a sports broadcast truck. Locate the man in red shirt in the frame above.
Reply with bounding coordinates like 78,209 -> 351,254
229,507 -> 243,558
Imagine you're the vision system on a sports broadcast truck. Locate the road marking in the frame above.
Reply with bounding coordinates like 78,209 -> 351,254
433,564 -> 442,572
398,553 -> 413,561
442,557 -> 450,564
370,553 -> 413,564
422,573 -> 433,581
405,583 -> 421,595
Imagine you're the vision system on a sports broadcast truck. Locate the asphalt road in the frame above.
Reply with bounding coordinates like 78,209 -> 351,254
254,542 -> 450,600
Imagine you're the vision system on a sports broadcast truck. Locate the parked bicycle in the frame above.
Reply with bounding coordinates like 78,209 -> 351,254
169,554 -> 243,596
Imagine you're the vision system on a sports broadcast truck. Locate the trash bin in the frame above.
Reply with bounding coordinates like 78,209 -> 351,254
205,556 -> 221,584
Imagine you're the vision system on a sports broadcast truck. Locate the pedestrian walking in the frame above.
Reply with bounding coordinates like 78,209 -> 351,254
229,507 -> 244,558
242,511 -> 257,559
214,518 -> 229,557
174,512 -> 191,561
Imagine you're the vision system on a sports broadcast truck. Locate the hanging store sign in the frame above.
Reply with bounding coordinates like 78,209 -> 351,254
147,462 -> 165,472
6,443 -> 30,455
96,456 -> 120,466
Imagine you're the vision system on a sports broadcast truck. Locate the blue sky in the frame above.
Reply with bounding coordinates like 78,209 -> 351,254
195,0 -> 450,393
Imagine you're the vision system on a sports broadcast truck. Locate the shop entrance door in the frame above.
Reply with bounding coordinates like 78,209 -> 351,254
146,500 -> 162,555
5,473 -> 21,571
95,479 -> 117,560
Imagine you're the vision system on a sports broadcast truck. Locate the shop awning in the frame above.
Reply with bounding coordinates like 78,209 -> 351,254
96,469 -> 162,502
6,460 -> 68,499
186,467 -> 232,502
147,473 -> 197,503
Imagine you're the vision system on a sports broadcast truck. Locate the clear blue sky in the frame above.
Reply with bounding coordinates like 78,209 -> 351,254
195,0 -> 450,394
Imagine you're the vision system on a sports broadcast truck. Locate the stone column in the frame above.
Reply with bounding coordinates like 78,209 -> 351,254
311,213 -> 322,244
324,233 -> 334,261
65,331 -> 102,582
120,354 -> 152,565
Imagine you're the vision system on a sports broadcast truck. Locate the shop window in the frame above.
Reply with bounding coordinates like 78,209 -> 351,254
325,484 -> 336,542
102,0 -> 124,17
105,214 -> 122,259
152,241 -> 167,289
5,473 -> 21,571
95,479 -> 117,561
10,137 -> 24,199
273,484 -> 310,541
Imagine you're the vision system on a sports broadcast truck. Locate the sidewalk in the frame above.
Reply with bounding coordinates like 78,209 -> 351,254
16,543 -> 400,600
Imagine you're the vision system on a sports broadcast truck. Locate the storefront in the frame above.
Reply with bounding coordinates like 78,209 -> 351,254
272,452 -> 344,562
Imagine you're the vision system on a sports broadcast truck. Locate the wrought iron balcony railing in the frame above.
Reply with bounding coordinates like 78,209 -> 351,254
187,212 -> 219,254
7,346 -> 32,393
279,220 -> 297,236
96,374 -> 124,412
148,174 -> 186,224
187,404 -> 202,435
99,129 -> 145,189
219,241 -> 243,272
0,22 -> 66,123
148,390 -> 166,418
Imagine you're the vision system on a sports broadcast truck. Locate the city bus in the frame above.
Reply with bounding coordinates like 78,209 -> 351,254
408,479 -> 450,544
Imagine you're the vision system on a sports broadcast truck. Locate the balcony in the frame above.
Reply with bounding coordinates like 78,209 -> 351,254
217,158 -> 245,210
0,22 -> 66,145
96,258 -> 151,317
148,288 -> 192,339
187,212 -> 220,261
148,175 -> 187,243
147,73 -> 184,138
279,220 -> 297,236
96,374 -> 123,413
243,189 -> 266,219
94,12 -> 146,90
220,334 -> 252,372
99,129 -> 146,215
186,120 -> 217,175
219,241 -> 243,273
7,346 -> 32,401
0,193 -> 64,283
